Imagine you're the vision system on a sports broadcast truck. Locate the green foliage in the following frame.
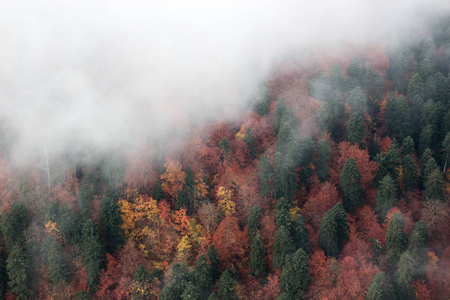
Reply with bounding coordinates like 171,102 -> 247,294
347,112 -> 365,146
293,214 -> 309,253
207,245 -> 221,283
394,251 -> 416,300
259,150 -> 273,198
219,138 -> 231,159
318,203 -> 349,257
279,249 -> 310,299
375,140 -> 401,182
81,219 -> 106,291
340,158 -> 363,213
254,85 -> 271,116
419,125 -> 434,155
100,188 -> 124,253
273,152 -> 296,201
407,221 -> 429,279
407,73 -> 425,100
385,94 -> 411,142
249,231 -> 266,278
401,155 -> 418,191
385,213 -> 408,271
273,225 -> 294,269
401,136 -> 415,156
366,272 -> 395,300
348,87 -> 367,115
217,269 -> 237,300
375,175 -> 397,221
424,169 -> 445,200
244,127 -> 256,158
131,265 -> 152,300
300,136 -> 315,167
317,139 -> 331,181
248,205 -> 262,237
42,236 -> 70,286
78,169 -> 99,220
1,202 -> 28,250
160,263 -> 192,300
276,208 -> 292,229
193,255 -> 213,299
6,245 -> 31,299
153,180 -> 165,201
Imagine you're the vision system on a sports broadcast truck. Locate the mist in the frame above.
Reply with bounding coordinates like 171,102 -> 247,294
1,0 -> 449,164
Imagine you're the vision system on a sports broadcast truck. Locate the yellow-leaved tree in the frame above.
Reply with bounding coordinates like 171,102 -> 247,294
217,186 -> 235,214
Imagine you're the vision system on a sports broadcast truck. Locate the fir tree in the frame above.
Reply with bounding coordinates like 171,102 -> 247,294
249,231 -> 266,278
385,213 -> 408,271
366,272 -> 395,300
318,203 -> 349,257
340,158 -> 363,213
279,249 -> 310,299
273,225 -> 294,269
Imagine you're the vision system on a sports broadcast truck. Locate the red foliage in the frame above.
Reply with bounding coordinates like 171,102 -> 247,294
421,200 -> 450,254
354,206 -> 385,244
307,249 -> 335,300
123,143 -> 157,192
302,182 -> 339,230
413,279 -> 431,300
212,215 -> 248,269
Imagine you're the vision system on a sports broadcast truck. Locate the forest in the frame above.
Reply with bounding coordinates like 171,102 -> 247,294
1,9 -> 450,300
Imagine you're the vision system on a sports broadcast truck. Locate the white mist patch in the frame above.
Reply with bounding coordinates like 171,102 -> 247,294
0,0 -> 449,162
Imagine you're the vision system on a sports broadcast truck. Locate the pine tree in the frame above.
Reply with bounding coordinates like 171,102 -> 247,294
249,231 -> 266,278
347,112 -> 365,146
385,213 -> 408,271
317,139 -> 331,182
194,255 -> 213,299
340,158 -> 363,213
244,127 -> 256,159
293,214 -> 309,253
318,203 -> 349,257
6,245 -> 31,299
81,219 -> 106,291
248,205 -> 262,237
394,252 -> 416,300
366,272 -> 395,300
407,221 -> 429,279
100,188 -> 124,253
42,236 -> 70,286
160,263 -> 192,300
402,155 -> 418,191
375,175 -> 397,221
273,225 -> 294,269
424,169 -> 445,201
1,202 -> 28,250
348,87 -> 367,115
207,245 -> 221,283
217,270 -> 237,300
401,136 -> 415,156
279,249 -> 310,299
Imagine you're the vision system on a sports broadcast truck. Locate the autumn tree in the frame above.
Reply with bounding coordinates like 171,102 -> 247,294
131,265 -> 153,300
259,150 -> 273,198
160,160 -> 186,200
319,203 -> 350,257
212,215 -> 246,269
340,157 -> 363,213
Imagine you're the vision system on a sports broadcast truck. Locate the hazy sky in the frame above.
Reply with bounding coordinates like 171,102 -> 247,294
1,0 -> 449,162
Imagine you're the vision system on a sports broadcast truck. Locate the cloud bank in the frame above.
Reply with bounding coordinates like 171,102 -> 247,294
0,0 -> 449,162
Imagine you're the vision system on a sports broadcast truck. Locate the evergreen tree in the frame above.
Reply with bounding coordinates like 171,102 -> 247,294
244,127 -> 256,159
340,158 -> 363,213
217,270 -> 237,300
402,155 -> 418,191
80,219 -> 106,291
219,137 -> 232,160
385,95 -> 411,142
248,205 -> 262,237
181,165 -> 196,215
42,236 -> 70,286
442,131 -> 450,170
276,207 -> 292,229
160,263 -> 192,300
407,221 -> 429,279
58,202 -> 75,242
293,214 -> 309,253
1,202 -> 28,250
300,136 -> 315,167
254,85 -> 271,116
207,245 -> 221,283
6,245 -> 31,299
366,272 -> 395,300
347,112 -> 365,146
419,125 -> 433,155
153,180 -> 165,201
259,150 -> 273,198
181,281 -> 202,300
273,225 -> 294,269
401,136 -> 415,156
100,188 -> 124,253
407,73 -> 425,100
347,87 -> 367,115
273,152 -> 296,200
394,251 -> 416,300
131,265 -> 152,300
193,255 -> 213,299
279,249 -> 310,299
78,169 -> 98,221
318,203 -> 349,257
385,213 -> 408,271
424,169 -> 445,201
317,139 -> 331,181
249,231 -> 266,278
375,175 -> 398,221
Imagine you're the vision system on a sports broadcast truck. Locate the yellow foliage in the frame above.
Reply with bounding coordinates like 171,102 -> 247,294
176,235 -> 192,262
235,131 -> 246,140
289,206 -> 301,220
397,166 -> 404,186
195,173 -> 208,199
160,160 -> 185,199
217,186 -> 235,215
45,220 -> 65,244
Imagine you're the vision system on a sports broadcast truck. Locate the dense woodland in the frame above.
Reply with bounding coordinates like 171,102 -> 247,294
1,12 -> 450,300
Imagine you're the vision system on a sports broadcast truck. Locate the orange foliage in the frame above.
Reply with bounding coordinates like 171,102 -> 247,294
302,182 -> 339,230
160,159 -> 185,200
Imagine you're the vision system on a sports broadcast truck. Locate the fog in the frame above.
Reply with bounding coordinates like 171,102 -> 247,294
1,0 -> 449,163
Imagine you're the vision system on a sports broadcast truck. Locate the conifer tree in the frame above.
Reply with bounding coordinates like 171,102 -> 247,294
160,263 -> 192,300
375,175 -> 397,221
347,112 -> 365,146
259,150 -> 273,198
401,155 -> 418,191
366,272 -> 395,300
318,203 -> 349,257
340,158 -> 363,213
81,219 -> 106,291
131,265 -> 152,300
207,245 -> 221,283
273,225 -> 294,269
401,136 -> 415,156
385,213 -> 408,271
293,214 -> 309,253
217,270 -> 237,300
100,188 -> 124,253
424,169 -> 445,201
279,249 -> 310,299
317,139 -> 331,181
249,231 -> 266,278
194,255 -> 213,299
42,236 -> 70,286
6,245 -> 31,299
248,205 -> 262,237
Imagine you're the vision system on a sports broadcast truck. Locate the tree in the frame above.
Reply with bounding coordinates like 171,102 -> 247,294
402,155 -> 418,191
100,188 -> 124,253
442,131 -> 450,171
407,73 -> 425,100
375,175 -> 397,221
160,263 -> 192,300
6,245 -> 31,299
212,215 -> 246,269
293,214 -> 309,253
394,251 -> 416,300
407,221 -> 429,279
42,236 -> 70,287
207,245 -> 221,283
259,150 -> 273,198
385,213 -> 408,271
131,265 -> 152,300
366,272 -> 395,300
347,112 -> 365,146
385,95 -> 411,142
402,136 -> 415,156
248,205 -> 262,237
160,160 -> 186,200
81,219 -> 106,291
2,202 -> 28,250
78,169 -> 98,220
279,249 -> 310,299
273,225 -> 294,269
273,152 -> 296,200
340,158 -> 363,213
318,203 -> 350,257
317,139 -> 331,182
419,125 -> 433,156
424,169 -> 445,201
193,255 -> 213,299
254,84 -> 271,116
217,270 -> 237,300
249,231 -> 267,278
347,87 -> 367,115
